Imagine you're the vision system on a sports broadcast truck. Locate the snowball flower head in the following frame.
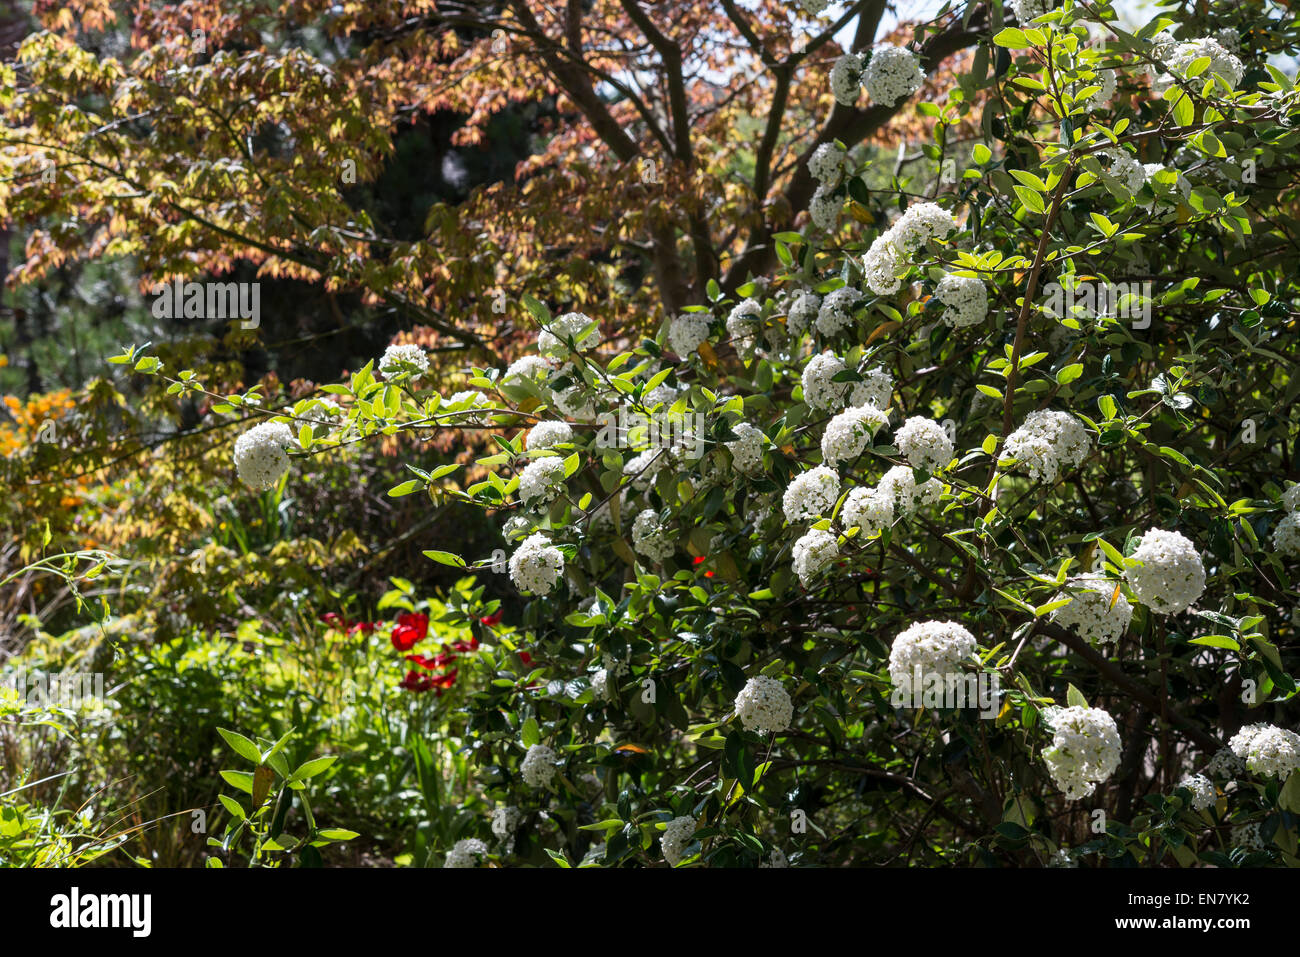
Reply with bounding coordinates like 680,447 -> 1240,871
829,53 -> 864,105
727,421 -> 766,473
1151,37 -> 1243,94
816,287 -> 863,337
1178,774 -> 1217,811
841,486 -> 894,537
1273,512 -> 1300,558
661,816 -> 697,867
509,533 -> 564,595
1228,723 -> 1300,778
1282,484 -> 1300,513
379,342 -> 429,376
808,142 -> 849,187
234,421 -> 294,490
538,311 -> 600,357
934,274 -> 989,328
809,186 -> 842,232
1010,0 -> 1049,22
503,354 -> 556,387
444,838 -> 488,868
518,455 -> 566,506
888,620 -> 977,689
893,416 -> 954,474
526,421 -> 572,450
792,528 -> 839,587
821,405 -> 888,465
801,353 -> 891,412
1003,409 -> 1093,484
1051,576 -> 1133,645
1104,148 -> 1147,196
632,510 -> 675,562
668,313 -> 710,358
787,291 -> 821,337
1042,706 -> 1122,801
783,465 -> 840,522
1124,528 -> 1206,614
520,743 -> 557,787
876,464 -> 943,515
734,675 -> 793,733
862,45 -> 925,106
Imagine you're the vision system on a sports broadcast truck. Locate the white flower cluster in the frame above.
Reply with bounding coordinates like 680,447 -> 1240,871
1273,481 -> 1300,558
809,188 -> 842,231
1041,706 -> 1122,801
862,45 -> 925,106
792,528 -> 839,586
888,620 -> 977,689
491,805 -> 522,841
233,421 -> 294,490
787,292 -> 821,336
503,354 -> 555,387
668,312 -> 710,357
632,510 -> 675,562
808,142 -> 849,188
877,464 -> 943,515
1205,746 -> 1246,779
1178,774 -> 1217,811
893,416 -> 954,474
841,486 -> 893,536
518,455 -> 566,506
526,421 -> 573,450
1051,576 -> 1133,645
1104,148 -> 1147,196
538,311 -> 600,357
821,405 -> 888,465
378,342 -> 429,376
1003,409 -> 1093,484
1228,723 -> 1300,778
509,533 -> 564,595
734,675 -> 794,733
760,847 -> 789,868
1231,822 -> 1264,852
783,465 -> 840,522
444,837 -> 488,868
1124,528 -> 1206,614
829,53 -> 865,106
862,202 -> 958,295
933,274 -> 989,328
1009,0 -> 1048,22
727,421 -> 766,473
520,743 -> 557,787
801,352 -> 892,412
661,816 -> 697,867
816,286 -> 863,337
1076,66 -> 1117,111
1150,37 -> 1244,94
727,298 -> 769,359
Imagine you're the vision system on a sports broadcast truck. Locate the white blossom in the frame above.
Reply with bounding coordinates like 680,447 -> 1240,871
518,455 -> 566,506
809,142 -> 849,187
1228,723 -> 1300,778
829,53 -> 864,106
661,816 -> 697,866
783,465 -> 840,522
1124,528 -> 1206,614
821,405 -> 888,464
509,533 -> 564,595
734,675 -> 794,733
862,46 -> 925,106
1003,409 -> 1093,484
1178,774 -> 1217,810
1150,37 -> 1244,94
668,312 -> 711,357
1051,576 -> 1133,645
893,416 -> 954,474
888,620 -> 977,689
1273,512 -> 1300,558
792,528 -> 839,586
378,342 -> 429,376
491,806 -> 522,841
801,352 -> 892,412
632,510 -> 675,562
809,186 -> 842,232
234,421 -> 294,490
444,837 -> 488,868
876,464 -> 943,515
933,274 -> 989,328
726,299 -> 764,359
539,311 -> 600,357
520,743 -> 558,787
841,485 -> 894,536
1042,706 -> 1122,801
816,287 -> 863,337
727,421 -> 766,473
787,291 -> 821,337
526,421 -> 573,450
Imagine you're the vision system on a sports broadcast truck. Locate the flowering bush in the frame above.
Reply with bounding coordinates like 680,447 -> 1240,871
14,0 -> 1300,868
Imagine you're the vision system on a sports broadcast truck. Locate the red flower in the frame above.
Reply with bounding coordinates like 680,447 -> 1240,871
692,556 -> 706,565
480,611 -> 503,627
349,621 -> 377,636
519,651 -> 534,667
450,637 -> 480,653
320,612 -> 347,629
400,670 -> 435,693
390,611 -> 429,651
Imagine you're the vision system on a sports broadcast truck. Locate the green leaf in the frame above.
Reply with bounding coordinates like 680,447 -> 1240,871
388,479 -> 422,497
291,756 -> 338,780
973,143 -> 992,165
1066,684 -> 1089,708
1013,185 -> 1045,214
423,549 -> 466,568
317,828 -> 359,841
217,728 -> 262,765
219,770 -> 254,795
522,717 -> 541,748
1056,363 -> 1083,384
217,794 -> 246,820
1188,635 -> 1240,651
993,27 -> 1029,47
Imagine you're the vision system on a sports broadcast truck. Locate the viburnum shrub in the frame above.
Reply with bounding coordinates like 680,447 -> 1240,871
109,1 -> 1300,868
